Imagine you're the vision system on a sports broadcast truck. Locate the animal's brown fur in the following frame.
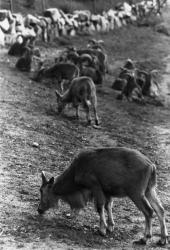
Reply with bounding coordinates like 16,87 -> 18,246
38,147 -> 168,246
55,76 -> 99,125
33,63 -> 79,84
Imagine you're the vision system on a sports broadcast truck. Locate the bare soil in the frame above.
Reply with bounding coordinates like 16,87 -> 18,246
0,6 -> 170,250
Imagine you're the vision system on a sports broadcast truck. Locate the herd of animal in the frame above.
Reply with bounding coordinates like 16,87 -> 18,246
112,58 -> 160,103
0,0 -> 165,46
8,37 -> 108,125
7,34 -> 161,125
2,0 -> 169,247
25,41 -> 166,246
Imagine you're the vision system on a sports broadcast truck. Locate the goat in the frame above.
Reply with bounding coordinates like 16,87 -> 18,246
135,69 -> 160,96
114,62 -> 160,102
120,67 -> 160,97
55,76 -> 99,125
112,78 -> 127,91
66,51 -> 80,65
33,62 -> 79,91
15,46 -> 33,72
116,72 -> 144,103
66,51 -> 102,85
79,54 -> 94,66
80,65 -> 103,85
119,59 -> 160,97
38,147 -> 168,246
123,58 -> 135,70
87,38 -> 104,46
77,49 -> 108,75
66,51 -> 94,68
87,39 -> 105,51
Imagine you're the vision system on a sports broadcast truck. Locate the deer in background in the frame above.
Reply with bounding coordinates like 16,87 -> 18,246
55,76 -> 99,126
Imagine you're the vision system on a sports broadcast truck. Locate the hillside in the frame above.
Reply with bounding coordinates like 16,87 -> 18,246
0,0 -> 170,249
0,0 -> 125,14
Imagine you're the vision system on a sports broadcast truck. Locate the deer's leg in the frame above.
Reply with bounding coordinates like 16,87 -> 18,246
130,194 -> 154,245
76,174 -> 107,235
92,186 -> 107,236
98,205 -> 107,236
72,99 -> 79,119
60,80 -> 65,93
116,80 -> 127,101
84,100 -> 92,125
75,105 -> 79,119
105,197 -> 114,233
127,95 -> 133,102
146,188 -> 168,246
91,96 -> 99,126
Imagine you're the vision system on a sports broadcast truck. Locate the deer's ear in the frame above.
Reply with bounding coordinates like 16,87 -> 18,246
41,171 -> 47,184
48,177 -> 54,187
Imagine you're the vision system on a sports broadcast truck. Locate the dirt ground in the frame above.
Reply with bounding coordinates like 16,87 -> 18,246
0,5 -> 170,250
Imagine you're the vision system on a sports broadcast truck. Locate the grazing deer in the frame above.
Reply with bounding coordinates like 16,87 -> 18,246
33,62 -> 79,92
55,76 -> 99,125
80,66 -> 103,85
38,147 -> 168,246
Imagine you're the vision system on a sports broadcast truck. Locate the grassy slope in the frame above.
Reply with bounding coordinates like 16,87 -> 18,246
0,2 -> 170,250
0,24 -> 170,248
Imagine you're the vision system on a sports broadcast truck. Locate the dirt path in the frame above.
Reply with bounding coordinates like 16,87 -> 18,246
0,5 -> 170,250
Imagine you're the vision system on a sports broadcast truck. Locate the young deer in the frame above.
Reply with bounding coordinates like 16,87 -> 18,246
38,147 -> 168,246
55,76 -> 99,125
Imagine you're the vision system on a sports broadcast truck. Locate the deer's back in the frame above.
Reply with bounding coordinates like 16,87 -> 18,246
72,147 -> 155,196
69,76 -> 96,99
44,63 -> 78,78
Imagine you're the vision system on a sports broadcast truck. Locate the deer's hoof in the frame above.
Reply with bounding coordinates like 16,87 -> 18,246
95,119 -> 100,126
107,225 -> 114,233
93,124 -> 101,129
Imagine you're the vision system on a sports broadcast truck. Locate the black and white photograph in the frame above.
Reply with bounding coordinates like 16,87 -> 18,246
0,0 -> 169,249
